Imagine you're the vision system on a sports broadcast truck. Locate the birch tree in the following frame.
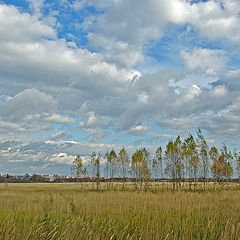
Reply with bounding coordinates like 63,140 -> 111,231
109,149 -> 117,189
104,151 -> 110,190
233,149 -> 240,183
131,148 -> 150,192
196,129 -> 209,190
165,136 -> 183,191
71,155 -> 86,189
153,146 -> 163,191
210,145 -> 233,184
117,147 -> 129,190
90,152 -> 101,191
182,134 -> 199,191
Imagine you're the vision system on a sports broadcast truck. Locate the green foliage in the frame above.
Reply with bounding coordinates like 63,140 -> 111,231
165,136 -> 184,190
117,147 -> 129,189
233,149 -> 240,180
182,133 -> 199,184
72,155 -> 86,178
131,148 -> 151,191
90,152 -> 101,190
68,129 -> 238,192
210,145 -> 233,182
153,146 -> 163,179
118,147 -> 129,168
196,129 -> 209,186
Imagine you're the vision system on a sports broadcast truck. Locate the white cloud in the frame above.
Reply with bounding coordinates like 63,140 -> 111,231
71,0 -> 86,11
137,92 -> 150,104
0,89 -> 57,121
91,0 -> 189,44
130,124 -> 149,135
188,0 -> 240,43
0,121 -> 25,133
181,47 -> 226,76
178,84 -> 201,103
25,113 -> 74,123
88,33 -> 144,68
84,0 -> 190,69
80,111 -> 110,129
0,4 -> 55,42
85,112 -> 98,128
226,70 -> 240,79
48,153 -> 75,165
26,0 -> 44,18
211,85 -> 229,97
0,4 -> 137,102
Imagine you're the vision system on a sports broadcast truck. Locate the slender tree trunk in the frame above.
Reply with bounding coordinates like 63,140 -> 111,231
122,162 -> 125,191
154,169 -> 157,192
203,167 -> 206,191
96,164 -> 100,191
188,167 -> 192,191
111,163 -> 114,190
134,167 -> 138,191
106,163 -> 109,191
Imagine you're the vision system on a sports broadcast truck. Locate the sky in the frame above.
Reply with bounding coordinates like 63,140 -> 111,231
0,0 -> 240,175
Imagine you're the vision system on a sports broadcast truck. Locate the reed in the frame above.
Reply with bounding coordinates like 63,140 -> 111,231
0,183 -> 239,240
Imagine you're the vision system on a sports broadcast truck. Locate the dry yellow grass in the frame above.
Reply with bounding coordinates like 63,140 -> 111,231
0,183 -> 239,239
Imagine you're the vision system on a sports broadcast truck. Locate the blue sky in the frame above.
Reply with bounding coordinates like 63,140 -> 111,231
0,0 -> 240,175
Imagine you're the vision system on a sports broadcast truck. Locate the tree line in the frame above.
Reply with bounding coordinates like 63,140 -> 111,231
72,129 -> 240,191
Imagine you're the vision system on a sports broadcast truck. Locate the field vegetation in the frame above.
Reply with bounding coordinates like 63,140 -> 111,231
0,183 -> 239,240
1,129 -> 240,239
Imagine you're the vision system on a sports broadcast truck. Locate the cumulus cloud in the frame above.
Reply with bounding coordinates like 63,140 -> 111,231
26,0 -> 44,18
25,113 -> 74,123
211,85 -> 229,97
78,112 -> 111,142
0,89 -> 57,121
84,0 -> 190,68
48,153 -> 75,165
181,48 -> 226,76
90,0 -> 189,45
188,0 -> 240,43
88,33 -> 144,68
0,4 -> 55,42
130,124 -> 149,135
0,121 -> 25,133
0,3 -> 137,105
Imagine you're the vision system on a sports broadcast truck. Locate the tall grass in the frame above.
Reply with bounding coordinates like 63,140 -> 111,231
0,183 -> 239,239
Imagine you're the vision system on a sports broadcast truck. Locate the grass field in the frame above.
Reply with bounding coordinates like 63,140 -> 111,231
0,183 -> 239,240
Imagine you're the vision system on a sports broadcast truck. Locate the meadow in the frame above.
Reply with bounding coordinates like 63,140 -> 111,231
0,183 -> 239,240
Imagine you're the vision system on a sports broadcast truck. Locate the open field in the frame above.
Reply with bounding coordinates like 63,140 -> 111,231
0,183 -> 239,240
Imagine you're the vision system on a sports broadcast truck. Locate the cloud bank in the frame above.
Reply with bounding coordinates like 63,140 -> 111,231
0,0 -> 240,174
